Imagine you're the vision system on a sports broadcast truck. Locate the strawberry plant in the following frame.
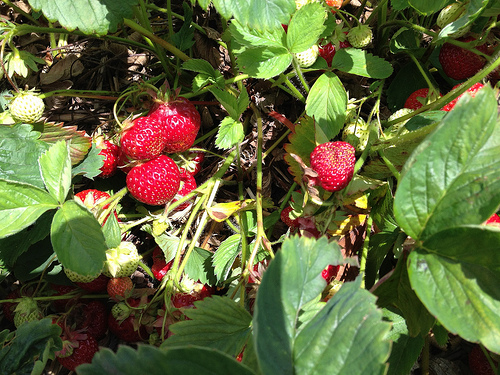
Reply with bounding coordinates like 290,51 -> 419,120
0,0 -> 500,374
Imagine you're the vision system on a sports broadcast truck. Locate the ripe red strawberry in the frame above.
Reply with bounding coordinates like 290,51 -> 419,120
95,138 -> 120,178
148,97 -> 201,153
74,189 -> 117,224
173,171 -> 197,210
442,82 -> 485,111
108,300 -> 147,342
120,116 -> 168,161
485,213 -> 500,226
2,289 -> 20,323
280,206 -> 300,228
318,39 -> 351,67
172,285 -> 213,310
50,284 -> 78,312
403,88 -> 442,110
468,344 -> 498,375
107,277 -> 134,301
77,300 -> 109,340
116,147 -> 137,174
310,141 -> 356,192
74,273 -> 110,293
321,265 -> 340,283
126,155 -> 181,206
151,246 -> 173,281
439,37 -> 489,81
325,0 -> 343,8
57,335 -> 99,372
173,150 -> 205,176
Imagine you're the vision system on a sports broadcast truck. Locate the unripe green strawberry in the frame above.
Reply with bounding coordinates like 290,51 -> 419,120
347,24 -> 373,48
64,268 -> 102,284
342,118 -> 370,152
13,297 -> 43,328
437,2 -> 469,37
103,241 -> 141,278
9,91 -> 45,123
294,45 -> 320,68
385,108 -> 414,137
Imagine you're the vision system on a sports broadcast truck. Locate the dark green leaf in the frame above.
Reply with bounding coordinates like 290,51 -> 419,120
171,2 -> 195,51
389,28 -> 421,54
184,247 -> 217,285
293,277 -> 392,375
162,296 -> 252,356
390,0 -> 410,10
27,0 -> 139,36
305,72 -> 347,143
0,179 -> 58,239
0,319 -> 62,375
287,2 -> 327,53
383,307 -> 425,375
394,87 -> 500,241
215,117 -> 245,149
253,235 -> 341,375
330,49 -> 394,79
39,140 -> 72,204
78,344 -> 256,375
51,200 -> 107,276
212,234 -> 242,283
408,0 -> 448,14
404,110 -> 445,131
408,225 -> 500,353
386,62 -> 429,111
0,124 -> 49,189
13,236 -> 59,282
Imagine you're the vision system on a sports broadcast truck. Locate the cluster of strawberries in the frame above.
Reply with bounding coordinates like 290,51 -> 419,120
95,96 -> 204,207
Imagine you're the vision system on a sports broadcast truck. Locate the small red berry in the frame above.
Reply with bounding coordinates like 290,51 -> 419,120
107,277 -> 134,301
280,206 -> 300,228
321,265 -> 340,283
439,37 -> 489,81
96,139 -> 120,178
442,82 -> 485,112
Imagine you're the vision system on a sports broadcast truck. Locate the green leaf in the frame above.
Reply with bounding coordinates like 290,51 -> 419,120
408,0 -> 447,14
162,296 -> 252,356
330,49 -> 394,79
39,140 -> 72,204
171,2 -> 195,51
386,61 -> 429,111
215,117 -> 245,149
51,200 -> 107,276
408,225 -> 500,353
184,247 -> 217,285
212,234 -> 242,283
12,236 -> 59,282
0,319 -> 62,375
253,235 -> 342,375
389,28 -> 421,54
372,253 -> 435,337
27,0 -> 139,36
305,72 -> 347,143
391,0 -> 410,11
0,179 -> 58,239
212,0 -> 295,31
78,345 -> 256,375
0,124 -> 49,189
208,87 -> 249,121
182,59 -> 225,89
72,143 -> 105,180
229,19 -> 286,49
102,212 -> 122,249
0,211 -> 53,268
235,46 -> 292,79
394,87 -> 500,242
383,307 -> 425,375
287,2 -> 327,53
293,277 -> 392,375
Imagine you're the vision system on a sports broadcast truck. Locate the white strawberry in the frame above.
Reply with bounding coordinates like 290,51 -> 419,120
103,241 -> 141,278
342,118 -> 370,152
347,24 -> 373,48
294,45 -> 320,68
9,91 -> 45,123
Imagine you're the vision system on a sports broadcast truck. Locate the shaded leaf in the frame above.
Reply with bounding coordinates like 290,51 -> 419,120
330,49 -> 394,79
184,247 -> 217,285
51,200 -> 107,276
408,0 -> 448,14
163,295 -> 252,356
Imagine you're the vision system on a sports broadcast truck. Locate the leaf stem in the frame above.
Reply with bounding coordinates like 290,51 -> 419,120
358,214 -> 372,289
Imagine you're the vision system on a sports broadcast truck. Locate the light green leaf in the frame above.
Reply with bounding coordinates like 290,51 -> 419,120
293,277 -> 392,375
330,49 -> 394,79
71,142 -> 105,180
39,140 -> 72,204
0,124 -> 49,189
305,72 -> 347,143
213,0 -> 295,31
253,236 -> 342,375
394,86 -> 500,241
78,345 -> 255,375
0,179 -> 58,239
287,2 -> 327,53
229,20 -> 286,49
51,200 -> 107,276
102,212 -> 122,249
208,87 -> 249,121
162,295 -> 252,356
216,117 -> 245,149
408,225 -> 500,354
235,46 -> 292,79
212,234 -> 242,283
27,0 -> 138,36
